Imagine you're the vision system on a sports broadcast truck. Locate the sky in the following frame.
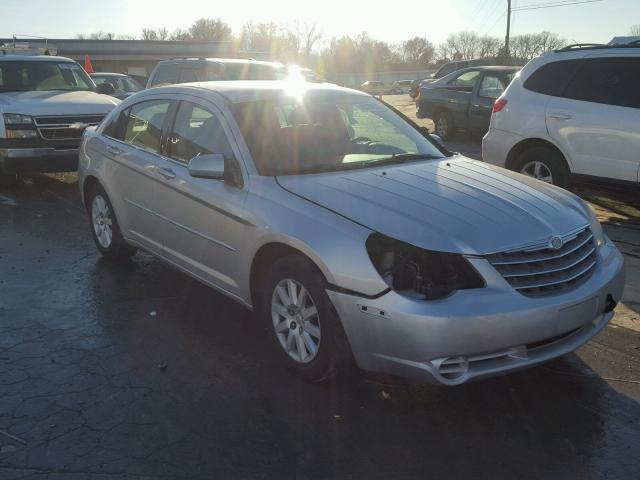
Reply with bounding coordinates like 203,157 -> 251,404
1,0 -> 638,47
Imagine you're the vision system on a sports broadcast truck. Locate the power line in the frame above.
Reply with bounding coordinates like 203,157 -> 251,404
513,0 -> 604,11
482,11 -> 507,36
474,0 -> 504,32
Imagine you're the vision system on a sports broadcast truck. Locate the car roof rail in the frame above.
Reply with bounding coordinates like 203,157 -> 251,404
555,42 -> 640,52
167,56 -> 208,61
554,43 -> 606,52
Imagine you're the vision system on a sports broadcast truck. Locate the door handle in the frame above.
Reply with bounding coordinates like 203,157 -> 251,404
106,145 -> 122,155
472,104 -> 481,108
549,112 -> 572,120
157,166 -> 176,179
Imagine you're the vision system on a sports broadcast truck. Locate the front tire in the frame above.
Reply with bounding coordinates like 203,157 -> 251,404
434,111 -> 455,140
258,255 -> 353,381
512,146 -> 570,189
87,183 -> 136,260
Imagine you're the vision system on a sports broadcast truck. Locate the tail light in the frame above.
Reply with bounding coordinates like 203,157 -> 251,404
492,98 -> 508,113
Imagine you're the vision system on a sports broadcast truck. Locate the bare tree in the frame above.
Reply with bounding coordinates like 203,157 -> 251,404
170,28 -> 191,41
157,27 -> 169,41
400,37 -> 435,64
477,36 -> 502,58
444,31 -> 481,60
629,24 -> 640,36
141,28 -> 158,41
189,18 -> 233,41
76,31 -> 116,40
116,34 -> 137,40
297,22 -> 322,56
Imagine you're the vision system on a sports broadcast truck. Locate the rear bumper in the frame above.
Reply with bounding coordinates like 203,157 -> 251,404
0,147 -> 79,173
482,128 -> 523,168
328,240 -> 625,385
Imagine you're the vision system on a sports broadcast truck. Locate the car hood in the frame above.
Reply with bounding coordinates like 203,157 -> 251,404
276,156 -> 590,255
0,90 -> 119,116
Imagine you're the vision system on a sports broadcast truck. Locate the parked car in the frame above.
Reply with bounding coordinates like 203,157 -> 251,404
78,81 -> 623,386
483,44 -> 640,188
146,58 -> 287,88
360,81 -> 391,95
0,55 -> 119,176
390,80 -> 412,94
417,66 -> 520,139
91,72 -> 144,100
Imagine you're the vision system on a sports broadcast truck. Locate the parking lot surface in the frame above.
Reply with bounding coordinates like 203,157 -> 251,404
1,99 -> 640,478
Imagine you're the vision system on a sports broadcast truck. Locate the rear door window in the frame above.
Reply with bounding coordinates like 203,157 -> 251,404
150,63 -> 179,87
523,59 -> 582,97
122,100 -> 172,153
562,57 -> 640,108
448,70 -> 480,88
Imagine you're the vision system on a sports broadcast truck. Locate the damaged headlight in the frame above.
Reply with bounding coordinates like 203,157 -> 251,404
366,233 -> 485,300
585,205 -> 605,248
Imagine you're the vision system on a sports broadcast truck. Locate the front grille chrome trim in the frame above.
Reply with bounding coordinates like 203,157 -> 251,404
486,225 -> 598,297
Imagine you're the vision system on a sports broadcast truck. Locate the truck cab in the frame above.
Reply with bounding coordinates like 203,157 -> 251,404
416,66 -> 519,139
0,55 -> 119,176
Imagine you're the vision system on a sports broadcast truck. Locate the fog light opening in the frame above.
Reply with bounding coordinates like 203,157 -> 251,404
603,294 -> 617,314
436,356 -> 469,380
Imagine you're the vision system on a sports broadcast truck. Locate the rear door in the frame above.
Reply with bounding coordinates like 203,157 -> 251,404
99,97 -> 173,252
545,55 -> 640,183
152,96 -> 248,298
469,70 -> 513,135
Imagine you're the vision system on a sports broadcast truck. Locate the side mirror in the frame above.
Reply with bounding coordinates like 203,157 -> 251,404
96,83 -> 116,95
188,154 -> 225,179
430,134 -> 445,147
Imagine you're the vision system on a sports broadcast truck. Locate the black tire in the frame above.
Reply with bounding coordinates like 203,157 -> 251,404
434,111 -> 455,140
512,146 -> 570,189
86,183 -> 136,260
258,254 -> 354,381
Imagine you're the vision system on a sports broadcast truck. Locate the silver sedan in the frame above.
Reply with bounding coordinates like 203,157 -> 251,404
78,81 -> 625,385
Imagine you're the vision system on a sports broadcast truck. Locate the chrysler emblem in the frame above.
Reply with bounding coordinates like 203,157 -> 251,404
69,122 -> 90,130
549,235 -> 564,250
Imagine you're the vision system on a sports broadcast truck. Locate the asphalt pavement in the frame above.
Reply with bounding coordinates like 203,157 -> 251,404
1,153 -> 640,478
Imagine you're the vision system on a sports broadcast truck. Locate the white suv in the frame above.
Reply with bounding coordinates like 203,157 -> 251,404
483,44 -> 640,188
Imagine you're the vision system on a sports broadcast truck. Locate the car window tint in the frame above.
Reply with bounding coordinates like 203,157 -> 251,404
122,100 -> 171,153
449,70 -> 480,87
102,108 -> 127,139
168,102 -> 234,163
523,59 -> 582,97
150,63 -> 179,87
478,73 -> 507,99
562,57 -> 640,108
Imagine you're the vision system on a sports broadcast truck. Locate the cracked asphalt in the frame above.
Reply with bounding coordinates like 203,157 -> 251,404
1,122 -> 640,478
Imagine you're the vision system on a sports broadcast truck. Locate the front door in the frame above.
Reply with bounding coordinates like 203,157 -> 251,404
152,97 -> 248,298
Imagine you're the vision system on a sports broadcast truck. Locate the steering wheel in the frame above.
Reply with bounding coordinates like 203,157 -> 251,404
351,136 -> 372,143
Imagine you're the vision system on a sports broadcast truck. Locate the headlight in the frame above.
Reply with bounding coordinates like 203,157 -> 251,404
366,233 -> 485,300
6,129 -> 38,139
585,205 -> 605,248
3,113 -> 34,125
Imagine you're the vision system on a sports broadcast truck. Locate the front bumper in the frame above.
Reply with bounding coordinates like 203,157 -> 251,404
0,147 -> 79,173
328,240 -> 625,385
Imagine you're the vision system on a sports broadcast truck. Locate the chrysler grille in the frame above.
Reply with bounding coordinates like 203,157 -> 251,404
486,226 -> 597,297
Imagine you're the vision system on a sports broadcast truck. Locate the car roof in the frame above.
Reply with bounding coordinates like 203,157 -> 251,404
158,57 -> 284,67
92,72 -> 129,77
146,80 -> 368,103
0,55 -> 75,62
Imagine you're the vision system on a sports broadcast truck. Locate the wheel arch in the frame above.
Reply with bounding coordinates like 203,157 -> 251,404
249,242 -> 330,309
505,138 -> 572,173
82,175 -> 101,210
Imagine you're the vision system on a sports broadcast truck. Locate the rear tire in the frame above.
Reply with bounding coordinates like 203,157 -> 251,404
512,146 -> 570,189
434,111 -> 455,140
258,254 -> 354,382
87,183 -> 136,260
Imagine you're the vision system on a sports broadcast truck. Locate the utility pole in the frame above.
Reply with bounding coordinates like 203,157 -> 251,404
505,0 -> 512,58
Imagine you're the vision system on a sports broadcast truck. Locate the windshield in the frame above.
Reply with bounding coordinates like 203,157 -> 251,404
0,61 -> 94,92
93,75 -> 143,93
234,95 -> 445,176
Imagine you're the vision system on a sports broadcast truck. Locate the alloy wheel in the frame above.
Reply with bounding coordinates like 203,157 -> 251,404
91,195 -> 113,248
271,278 -> 321,364
521,160 -> 553,184
436,117 -> 448,138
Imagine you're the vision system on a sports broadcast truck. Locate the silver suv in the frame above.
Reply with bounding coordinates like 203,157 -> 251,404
78,81 -> 624,385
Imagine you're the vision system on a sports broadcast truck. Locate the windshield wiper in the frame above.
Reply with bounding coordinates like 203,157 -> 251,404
368,153 -> 443,167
